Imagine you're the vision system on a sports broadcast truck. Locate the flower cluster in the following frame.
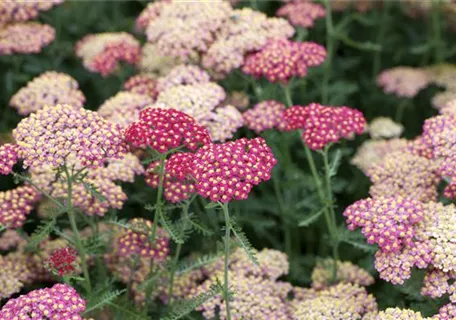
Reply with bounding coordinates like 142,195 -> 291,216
9,71 -> 85,115
98,91 -> 154,128
432,91 -> 456,111
156,64 -> 211,93
145,152 -> 196,203
0,255 -> 30,300
0,22 -> 55,55
123,73 -> 158,99
0,143 -> 19,175
0,1 -> 62,25
137,43 -> 182,76
368,117 -> 404,139
0,284 -> 86,319
421,269 -> 456,302
116,218 -> 169,261
0,186 -> 40,229
283,103 -> 366,150
311,259 -> 374,290
13,104 -> 128,168
75,32 -> 140,76
276,1 -> 326,28
192,137 -> 277,202
0,230 -> 24,251
44,247 -> 78,276
243,100 -> 286,133
373,308 -> 427,319
96,153 -> 145,183
200,105 -> 244,142
125,107 -> 211,152
242,39 -> 327,83
377,67 -> 430,98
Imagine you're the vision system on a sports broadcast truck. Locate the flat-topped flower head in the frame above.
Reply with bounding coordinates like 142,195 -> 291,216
377,67 -> 430,98
138,43 -> 182,76
44,247 -> 78,276
277,1 -> 325,28
10,71 -> 85,116
75,32 -> 140,76
98,91 -> 154,128
243,100 -> 286,133
13,104 -> 128,169
0,1 -> 63,24
125,107 -> 211,152
421,269 -> 456,301
157,64 -> 211,93
97,153 -> 145,183
200,105 -> 243,142
0,283 -> 86,319
0,186 -> 40,229
343,197 -> 424,253
282,103 -> 366,150
434,303 -> 456,320
432,91 -> 456,111
192,137 -> 277,202
123,74 -> 158,99
0,22 -> 55,55
374,308 -> 427,320
0,230 -> 24,251
311,259 -> 374,290
368,117 -> 404,139
0,144 -> 19,175
242,39 -> 326,83
0,255 -> 30,300
145,152 -> 196,203
135,0 -> 169,31
116,218 -> 169,261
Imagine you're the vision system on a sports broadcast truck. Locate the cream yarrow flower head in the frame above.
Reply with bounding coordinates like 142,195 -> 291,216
0,22 -> 55,55
368,117 -> 404,139
0,186 -> 40,229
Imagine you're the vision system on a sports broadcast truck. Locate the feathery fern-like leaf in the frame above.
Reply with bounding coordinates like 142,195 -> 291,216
176,253 -> 223,276
160,210 -> 185,244
186,213 -> 213,236
229,218 -> 258,265
84,289 -> 126,314
299,205 -> 329,227
82,182 -> 107,202
26,218 -> 57,250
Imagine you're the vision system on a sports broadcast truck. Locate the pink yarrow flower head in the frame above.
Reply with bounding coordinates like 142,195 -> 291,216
243,100 -> 286,133
123,73 -> 158,99
0,186 -> 40,229
376,67 -> 430,98
192,137 -> 277,203
0,143 -> 19,175
10,71 -> 86,116
0,22 -> 55,55
44,247 -> 78,276
116,218 -> 169,261
282,103 -> 366,150
434,303 -> 456,320
242,39 -> 326,83
125,108 -> 211,153
0,1 -> 63,25
13,104 -> 128,169
75,32 -> 140,77
156,64 -> 211,93
0,283 -> 86,320
343,196 -> 424,253
276,1 -> 326,28
146,152 -> 196,203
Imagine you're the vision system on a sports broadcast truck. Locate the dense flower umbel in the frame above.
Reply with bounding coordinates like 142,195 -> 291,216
156,64 -> 211,93
202,8 -> 294,76
368,117 -> 404,139
9,71 -> 86,115
373,308 -> 427,320
13,104 -> 128,168
192,137 -> 277,202
0,230 -> 24,251
96,153 -> 145,183
146,152 -> 196,203
0,186 -> 40,229
98,92 -> 154,128
311,259 -> 374,290
367,151 -> 440,202
421,269 -> 456,302
137,43 -> 182,76
376,67 -> 430,98
432,91 -> 456,111
0,22 -> 55,55
116,218 -> 169,261
0,283 -> 86,319
343,197 -> 424,253
243,100 -> 286,133
144,1 -> 233,59
200,105 -> 244,142
75,32 -> 140,76
0,1 -> 63,25
276,0 -> 325,28
242,39 -> 326,83
282,103 -> 366,150
44,247 -> 78,276
0,255 -> 30,300
434,303 -> 456,320
0,143 -> 19,175
123,74 -> 158,99
125,107 -> 211,152
135,1 -> 169,31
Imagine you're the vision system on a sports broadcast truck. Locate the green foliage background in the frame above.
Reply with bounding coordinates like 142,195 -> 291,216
1,1 -> 455,317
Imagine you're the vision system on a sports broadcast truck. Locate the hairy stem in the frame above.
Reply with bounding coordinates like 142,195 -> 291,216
221,203 -> 232,320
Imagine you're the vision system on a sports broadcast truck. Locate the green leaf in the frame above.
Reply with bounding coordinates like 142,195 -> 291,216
299,206 -> 328,227
82,182 -> 106,202
0,225 -> 6,234
339,238 -> 377,253
229,218 -> 259,265
160,210 -> 186,244
108,301 -> 150,320
204,202 -> 219,210
329,149 -> 342,178
176,253 -> 223,276
26,218 -> 57,250
186,213 -> 213,236
84,289 -> 126,314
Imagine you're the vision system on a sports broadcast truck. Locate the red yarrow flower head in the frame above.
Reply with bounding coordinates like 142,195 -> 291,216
282,103 -> 366,150
242,39 -> 326,83
0,144 -> 19,175
192,137 -> 277,203
44,247 -> 78,276
125,108 -> 212,153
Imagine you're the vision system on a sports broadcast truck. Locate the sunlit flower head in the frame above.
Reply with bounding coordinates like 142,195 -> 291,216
243,100 -> 286,133
0,22 -> 55,55
10,71 -> 85,115
276,1 -> 325,28
368,117 -> 404,139
376,67 -> 430,98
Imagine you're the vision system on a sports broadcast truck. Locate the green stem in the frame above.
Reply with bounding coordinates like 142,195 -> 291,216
322,0 -> 334,104
395,100 -> 408,122
282,84 -> 293,107
221,203 -> 232,320
167,202 -> 190,304
272,173 -> 292,260
372,1 -> 391,79
64,165 -> 92,293
431,0 -> 444,63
